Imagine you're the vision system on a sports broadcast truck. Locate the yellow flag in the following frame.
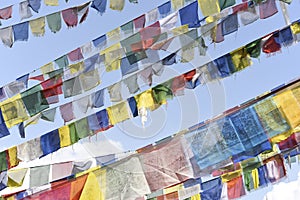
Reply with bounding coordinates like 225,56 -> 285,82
134,89 -> 156,110
230,47 -> 252,72
79,172 -> 104,200
0,94 -> 29,128
273,90 -> 300,129
271,130 -> 293,143
69,61 -> 84,74
252,169 -> 259,189
44,0 -> 59,6
107,27 -> 121,42
7,168 -> 28,187
172,0 -> 184,10
94,168 -> 106,199
290,23 -> 300,34
8,147 -> 18,167
100,43 -> 122,72
41,62 -> 54,74
110,0 -> 125,11
221,169 -> 242,182
172,24 -> 189,36
163,184 -> 183,194
29,17 -> 46,36
58,125 -> 71,147
191,194 -> 201,200
107,102 -> 131,125
198,0 -> 220,23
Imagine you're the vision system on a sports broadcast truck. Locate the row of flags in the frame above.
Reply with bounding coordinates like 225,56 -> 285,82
0,0 -> 287,48
0,12 -> 297,139
0,0 -> 139,23
0,0 -> 296,199
0,0 -> 285,102
0,112 -> 298,199
0,0 -> 291,137
0,28 -> 299,181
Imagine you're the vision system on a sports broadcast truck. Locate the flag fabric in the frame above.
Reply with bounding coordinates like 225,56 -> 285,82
0,6 -> 12,20
19,1 -> 33,20
29,165 -> 50,187
110,0 -> 125,11
107,102 -> 131,125
40,129 -> 60,156
62,8 -> 78,27
28,0 -> 41,13
91,0 -> 107,15
46,12 -> 62,33
59,102 -> 75,123
13,22 -> 29,42
17,138 -> 43,161
21,85 -> 49,117
58,125 -> 71,147
0,27 -> 13,47
107,82 -> 123,102
158,1 -> 171,18
1,94 -> 29,128
179,1 -> 200,28
29,17 -> 46,36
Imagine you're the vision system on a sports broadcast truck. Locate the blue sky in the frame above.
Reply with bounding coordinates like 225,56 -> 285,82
0,0 -> 300,198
